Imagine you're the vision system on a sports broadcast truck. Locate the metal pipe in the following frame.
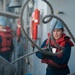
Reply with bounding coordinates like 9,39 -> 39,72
0,0 -> 3,10
0,11 -> 20,18
3,0 -> 6,11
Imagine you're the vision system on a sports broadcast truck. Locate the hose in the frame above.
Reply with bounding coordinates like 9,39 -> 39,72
11,50 -> 39,64
46,20 -> 63,53
20,0 -> 62,56
42,0 -> 54,23
42,14 -> 75,48
50,19 -> 64,50
12,0 -> 72,64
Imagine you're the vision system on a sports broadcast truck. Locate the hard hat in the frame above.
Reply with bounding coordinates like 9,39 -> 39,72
50,18 -> 64,29
0,16 -> 7,27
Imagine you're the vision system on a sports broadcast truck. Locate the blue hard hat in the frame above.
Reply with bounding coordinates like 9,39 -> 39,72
50,18 -> 64,29
0,16 -> 7,27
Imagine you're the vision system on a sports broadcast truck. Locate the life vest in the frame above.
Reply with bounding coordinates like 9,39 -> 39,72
0,26 -> 13,52
42,33 -> 74,68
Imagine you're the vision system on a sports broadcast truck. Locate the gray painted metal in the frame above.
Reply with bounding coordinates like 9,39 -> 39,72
0,56 -> 16,75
